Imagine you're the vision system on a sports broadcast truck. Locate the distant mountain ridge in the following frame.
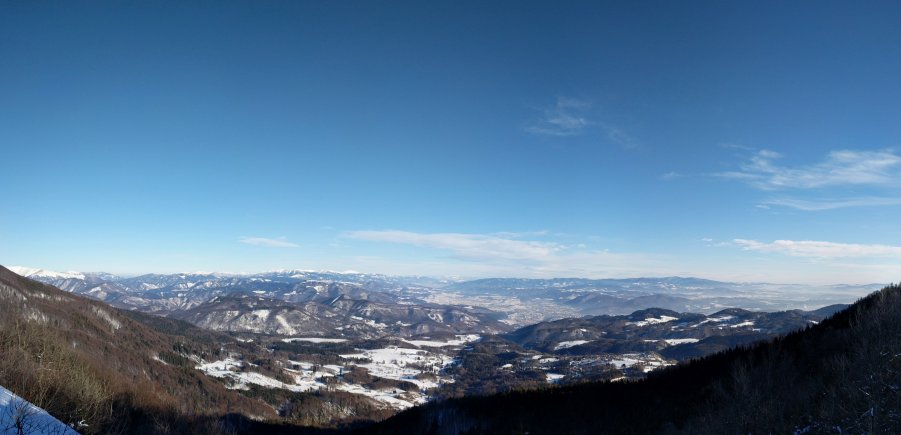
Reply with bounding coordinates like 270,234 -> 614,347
171,292 -> 507,338
10,266 -> 878,335
8,266 -> 509,339
505,304 -> 848,360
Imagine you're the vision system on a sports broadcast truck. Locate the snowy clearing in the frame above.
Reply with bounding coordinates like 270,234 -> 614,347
644,338 -> 701,346
402,334 -> 480,347
281,337 -> 349,343
629,315 -> 678,327
196,357 -> 322,392
554,340 -> 590,350
545,373 -> 565,383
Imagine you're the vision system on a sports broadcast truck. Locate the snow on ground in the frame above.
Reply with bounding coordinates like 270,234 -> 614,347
664,338 -> 699,345
608,355 -> 642,367
287,360 -> 314,370
402,334 -> 480,348
332,383 -> 423,409
251,309 -> 271,320
629,315 -> 678,327
275,313 -> 297,335
1,385 -> 80,435
7,267 -> 85,281
349,316 -> 389,329
285,357 -> 431,409
340,346 -> 455,390
606,353 -> 674,373
282,337 -> 349,343
200,346 -> 460,411
196,357 -> 322,392
730,321 -> 755,328
643,338 -> 701,346
545,373 -> 565,383
693,315 -> 734,327
554,340 -> 590,350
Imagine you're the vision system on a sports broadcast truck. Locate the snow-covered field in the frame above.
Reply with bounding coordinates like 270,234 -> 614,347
643,338 -> 701,346
1,386 -> 79,435
281,337 -> 349,343
196,357 -> 322,392
197,343 -> 462,410
606,353 -> 674,373
629,315 -> 678,327
340,346 -> 456,390
545,373 -> 565,383
554,340 -> 590,350
402,334 -> 481,348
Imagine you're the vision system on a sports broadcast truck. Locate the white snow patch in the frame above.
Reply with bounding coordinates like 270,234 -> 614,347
349,316 -> 389,329
8,267 -> 85,281
282,337 -> 349,344
693,315 -> 735,327
629,315 -> 678,327
340,346 -> 454,390
402,334 -> 481,348
91,306 -> 121,331
274,315 -> 298,335
554,340 -> 590,350
644,338 -> 700,346
545,373 -> 565,383
196,357 -> 322,392
332,383 -> 421,409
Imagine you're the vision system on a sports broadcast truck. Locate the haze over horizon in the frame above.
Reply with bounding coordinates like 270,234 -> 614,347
4,2 -> 901,285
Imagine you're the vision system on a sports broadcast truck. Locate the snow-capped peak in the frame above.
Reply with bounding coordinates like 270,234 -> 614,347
8,266 -> 86,280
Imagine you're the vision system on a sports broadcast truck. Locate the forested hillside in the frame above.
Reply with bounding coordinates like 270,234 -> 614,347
0,266 -> 274,434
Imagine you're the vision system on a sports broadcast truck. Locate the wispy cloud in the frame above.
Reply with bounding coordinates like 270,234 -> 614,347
717,149 -> 901,190
343,230 -> 665,278
761,197 -> 901,211
239,237 -> 300,248
660,171 -> 683,181
600,124 -> 640,149
525,97 -> 592,137
345,230 -> 562,262
733,238 -> 901,258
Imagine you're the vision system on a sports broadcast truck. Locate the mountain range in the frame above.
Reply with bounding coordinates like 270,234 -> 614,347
8,266 -> 878,332
1,264 -> 894,434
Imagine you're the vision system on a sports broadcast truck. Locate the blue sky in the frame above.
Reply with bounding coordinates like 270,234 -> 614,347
2,1 -> 901,284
